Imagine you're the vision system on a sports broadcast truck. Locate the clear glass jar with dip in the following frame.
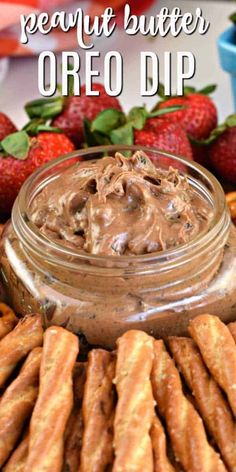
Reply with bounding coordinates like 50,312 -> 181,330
0,145 -> 236,349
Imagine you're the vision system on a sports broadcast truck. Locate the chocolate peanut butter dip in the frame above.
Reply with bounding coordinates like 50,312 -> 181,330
30,152 -> 213,255
1,150 -> 236,349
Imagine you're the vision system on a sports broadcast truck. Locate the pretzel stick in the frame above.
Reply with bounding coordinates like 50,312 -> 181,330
0,303 -> 18,340
168,336 -> 236,471
80,349 -> 116,472
228,322 -> 236,343
189,314 -> 236,417
226,191 -> 236,221
0,314 -> 43,387
63,362 -> 87,472
113,330 -> 154,472
151,415 -> 176,472
26,326 -> 79,472
3,433 -> 29,472
151,340 -> 226,472
0,346 -> 41,467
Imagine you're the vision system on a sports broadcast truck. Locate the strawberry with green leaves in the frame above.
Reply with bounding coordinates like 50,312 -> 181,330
83,104 -> 193,167
190,114 -> 236,184
0,127 -> 75,218
156,84 -> 218,141
207,115 -> 236,184
0,112 -> 17,141
25,84 -> 122,147
153,84 -> 218,167
134,118 -> 193,164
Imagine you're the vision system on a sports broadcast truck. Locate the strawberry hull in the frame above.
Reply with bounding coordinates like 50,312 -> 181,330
0,132 -> 75,219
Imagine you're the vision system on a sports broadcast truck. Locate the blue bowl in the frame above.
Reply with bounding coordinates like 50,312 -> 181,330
218,25 -> 236,109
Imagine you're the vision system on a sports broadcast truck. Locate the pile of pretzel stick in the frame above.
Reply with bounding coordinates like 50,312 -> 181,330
0,302 -> 236,472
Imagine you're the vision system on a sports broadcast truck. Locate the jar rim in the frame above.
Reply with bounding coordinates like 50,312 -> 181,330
12,144 -> 229,271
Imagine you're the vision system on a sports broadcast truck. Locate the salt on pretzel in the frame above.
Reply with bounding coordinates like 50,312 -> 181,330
80,350 -> 116,472
151,339 -> 226,472
63,362 -> 87,472
228,321 -> 236,343
189,314 -> 236,417
0,303 -> 18,340
0,347 -> 41,467
151,415 -> 176,472
168,336 -> 236,471
0,314 -> 43,388
113,330 -> 154,472
26,326 -> 79,472
3,433 -> 29,472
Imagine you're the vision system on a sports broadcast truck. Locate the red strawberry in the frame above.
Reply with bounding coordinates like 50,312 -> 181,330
25,84 -> 122,147
157,88 -> 217,141
0,112 -> 17,141
0,131 -> 75,218
209,126 -> 236,184
134,118 -> 193,170
191,143 -> 210,168
81,105 -> 193,170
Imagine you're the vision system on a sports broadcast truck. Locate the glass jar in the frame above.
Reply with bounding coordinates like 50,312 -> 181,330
0,145 -> 236,349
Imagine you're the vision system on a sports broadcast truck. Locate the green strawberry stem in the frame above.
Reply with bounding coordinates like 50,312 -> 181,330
85,104 -> 185,148
230,12 -> 236,24
0,119 -> 64,160
190,114 -> 236,146
23,118 -> 62,135
25,96 -> 64,120
25,64 -> 77,120
154,82 -> 217,102
197,84 -> 217,95
148,105 -> 185,118
91,109 -> 126,134
0,131 -> 30,160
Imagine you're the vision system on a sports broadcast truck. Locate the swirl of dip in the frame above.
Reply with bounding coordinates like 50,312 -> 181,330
30,151 -> 213,256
